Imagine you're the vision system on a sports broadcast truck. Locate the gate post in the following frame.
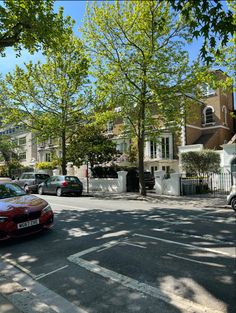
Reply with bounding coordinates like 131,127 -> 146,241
117,171 -> 128,193
154,170 -> 165,195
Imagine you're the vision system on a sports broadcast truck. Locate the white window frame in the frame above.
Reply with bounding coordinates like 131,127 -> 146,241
202,106 -> 215,126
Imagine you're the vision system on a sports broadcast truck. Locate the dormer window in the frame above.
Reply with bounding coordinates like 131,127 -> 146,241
201,83 -> 215,97
202,106 -> 215,125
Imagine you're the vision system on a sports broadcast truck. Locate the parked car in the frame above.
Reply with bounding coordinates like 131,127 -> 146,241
143,171 -> 156,189
38,175 -> 83,197
0,182 -> 53,240
227,185 -> 236,212
15,172 -> 50,193
127,169 -> 155,192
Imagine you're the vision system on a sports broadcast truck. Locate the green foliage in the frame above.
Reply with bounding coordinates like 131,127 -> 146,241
36,161 -> 58,170
0,160 -> 23,177
168,0 -> 234,64
0,135 -> 18,163
181,150 -> 221,177
0,34 -> 90,174
0,0 -> 73,55
67,125 -> 118,168
82,0 -> 207,195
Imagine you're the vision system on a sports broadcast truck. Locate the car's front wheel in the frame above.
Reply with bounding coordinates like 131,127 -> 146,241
38,187 -> 44,195
231,198 -> 236,212
56,188 -> 62,197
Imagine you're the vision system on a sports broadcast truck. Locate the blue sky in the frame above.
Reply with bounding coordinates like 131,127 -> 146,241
1,0 -> 206,76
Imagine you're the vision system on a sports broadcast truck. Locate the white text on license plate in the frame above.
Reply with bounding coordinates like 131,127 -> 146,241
17,219 -> 39,229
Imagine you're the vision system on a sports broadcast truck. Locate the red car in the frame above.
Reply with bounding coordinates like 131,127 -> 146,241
0,182 -> 53,240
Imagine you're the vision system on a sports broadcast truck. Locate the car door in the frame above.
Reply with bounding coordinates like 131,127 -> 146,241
18,174 -> 28,188
43,177 -> 53,194
47,176 -> 57,194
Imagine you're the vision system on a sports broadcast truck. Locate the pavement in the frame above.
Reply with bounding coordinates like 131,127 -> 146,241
0,192 -> 231,313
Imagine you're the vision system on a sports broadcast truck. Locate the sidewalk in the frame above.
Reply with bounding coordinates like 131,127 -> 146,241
0,261 -> 87,313
91,191 -> 229,209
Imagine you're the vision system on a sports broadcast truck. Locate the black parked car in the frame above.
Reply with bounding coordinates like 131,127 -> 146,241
15,172 -> 50,193
127,169 -> 155,192
38,175 -> 83,197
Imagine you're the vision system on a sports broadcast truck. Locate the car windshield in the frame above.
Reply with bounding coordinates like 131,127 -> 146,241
0,183 -> 26,199
35,174 -> 49,179
65,176 -> 81,183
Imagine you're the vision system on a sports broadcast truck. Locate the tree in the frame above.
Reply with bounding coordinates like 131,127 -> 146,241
0,135 -> 21,176
181,150 -> 220,177
82,1 -> 206,195
0,0 -> 72,55
0,34 -> 89,174
67,125 -> 118,168
168,0 -> 235,64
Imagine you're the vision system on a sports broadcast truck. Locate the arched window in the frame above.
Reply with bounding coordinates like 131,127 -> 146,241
222,106 -> 227,125
202,106 -> 214,125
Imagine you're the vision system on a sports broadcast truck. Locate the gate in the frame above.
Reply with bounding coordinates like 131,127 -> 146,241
180,172 -> 233,196
180,176 -> 209,196
209,172 -> 233,195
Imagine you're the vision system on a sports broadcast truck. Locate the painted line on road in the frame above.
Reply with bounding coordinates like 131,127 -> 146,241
153,227 -> 235,245
167,253 -> 225,268
49,202 -> 90,210
68,250 -> 224,313
35,265 -> 69,280
121,241 -> 146,249
134,233 -> 235,258
1,257 -> 37,279
71,240 -> 120,258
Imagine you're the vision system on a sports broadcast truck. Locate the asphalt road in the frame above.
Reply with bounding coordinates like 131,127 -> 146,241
0,195 -> 235,313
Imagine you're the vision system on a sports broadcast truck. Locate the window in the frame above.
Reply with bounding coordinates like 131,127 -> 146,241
45,153 -> 51,162
161,137 -> 170,159
19,152 -> 26,160
151,166 -> 158,175
162,166 -> 170,178
201,83 -> 215,96
150,141 -> 158,159
117,141 -> 128,154
222,106 -> 227,125
202,106 -> 214,125
18,137 -> 26,145
107,121 -> 113,133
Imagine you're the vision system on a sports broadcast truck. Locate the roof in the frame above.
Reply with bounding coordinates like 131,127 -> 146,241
228,133 -> 236,144
193,133 -> 214,146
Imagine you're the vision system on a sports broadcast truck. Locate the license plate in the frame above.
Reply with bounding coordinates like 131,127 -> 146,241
17,219 -> 39,229
72,184 -> 78,186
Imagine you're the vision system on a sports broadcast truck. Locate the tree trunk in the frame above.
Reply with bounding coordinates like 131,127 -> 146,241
61,130 -> 67,175
138,135 -> 146,196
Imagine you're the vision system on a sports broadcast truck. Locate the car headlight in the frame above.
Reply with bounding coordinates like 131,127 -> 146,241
42,204 -> 52,215
0,216 -> 8,223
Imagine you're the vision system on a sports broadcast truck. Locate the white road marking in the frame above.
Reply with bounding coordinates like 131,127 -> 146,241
167,253 -> 224,268
1,257 -> 37,279
48,202 -> 90,210
35,265 -> 69,280
153,227 -> 235,245
121,241 -> 146,249
68,249 -> 224,313
134,233 -> 235,258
